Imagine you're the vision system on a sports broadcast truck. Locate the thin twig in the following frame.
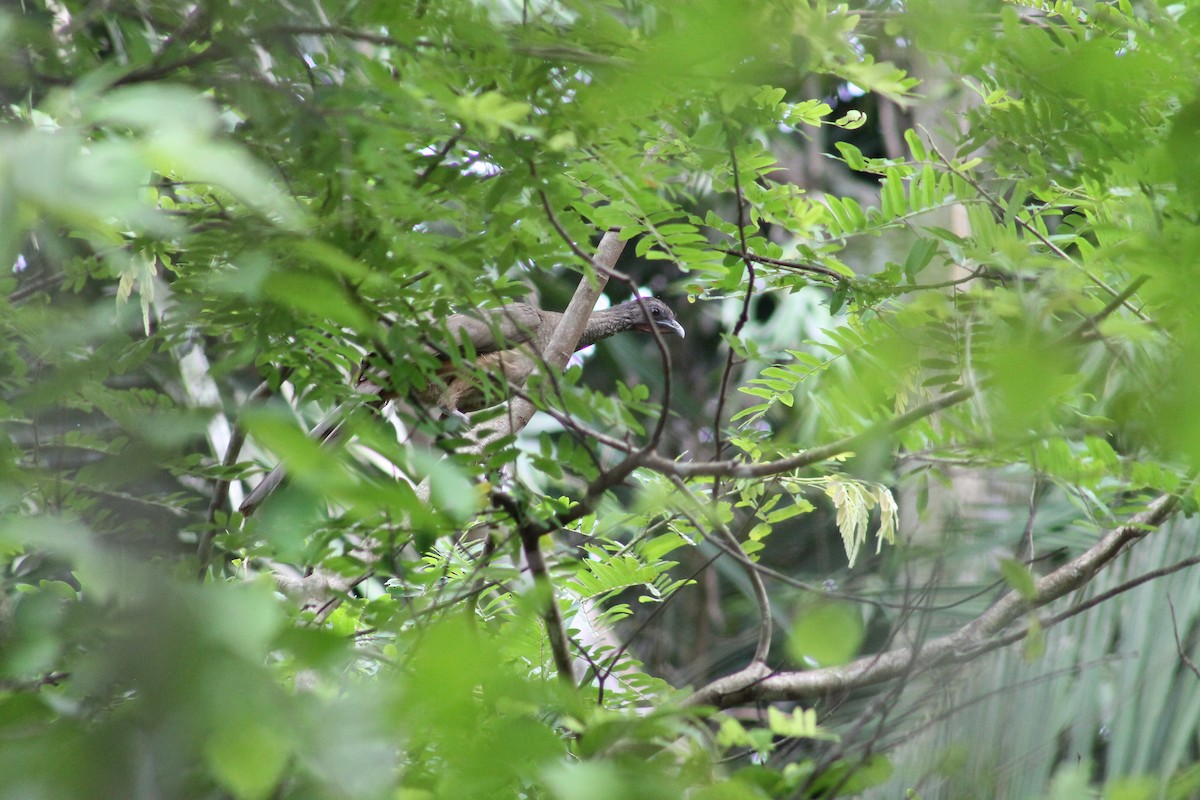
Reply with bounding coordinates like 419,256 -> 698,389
591,549 -> 721,700
645,384 -> 975,480
113,44 -> 228,87
635,269 -> 1145,482
198,374 -> 290,575
533,167 -> 627,282
414,131 -> 465,188
669,476 -> 773,664
711,142 -> 758,501
714,248 -> 848,283
1017,475 -> 1043,564
8,272 -> 66,304
1168,596 -> 1200,681
923,133 -> 1148,322
534,174 -> 675,454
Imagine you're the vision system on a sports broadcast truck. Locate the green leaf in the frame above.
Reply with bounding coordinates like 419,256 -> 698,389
1044,762 -> 1092,800
904,128 -> 928,161
89,85 -> 305,230
1103,775 -> 1159,800
902,238 -> 938,280
205,721 -> 291,800
788,99 -> 834,127
409,449 -> 481,525
767,706 -> 837,740
807,755 -> 894,795
834,141 -> 867,171
833,110 -> 867,130
998,557 -> 1038,602
455,91 -> 534,137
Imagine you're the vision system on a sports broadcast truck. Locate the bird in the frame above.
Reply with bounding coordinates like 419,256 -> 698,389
406,297 -> 685,412
237,297 -> 684,516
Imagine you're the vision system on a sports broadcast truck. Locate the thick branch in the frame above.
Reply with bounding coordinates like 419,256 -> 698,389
460,228 -> 627,684
521,528 -> 576,684
686,491 -> 1179,708
465,231 -> 622,454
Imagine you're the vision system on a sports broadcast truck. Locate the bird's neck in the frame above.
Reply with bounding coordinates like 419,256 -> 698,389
578,304 -> 638,349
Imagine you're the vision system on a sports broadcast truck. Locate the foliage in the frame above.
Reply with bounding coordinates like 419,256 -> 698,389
4,1 -> 1200,798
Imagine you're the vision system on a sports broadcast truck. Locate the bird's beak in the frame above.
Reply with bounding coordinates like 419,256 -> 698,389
657,319 -> 685,339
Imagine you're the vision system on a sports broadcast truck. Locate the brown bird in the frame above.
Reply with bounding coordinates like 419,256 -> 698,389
409,297 -> 685,412
238,298 -> 684,516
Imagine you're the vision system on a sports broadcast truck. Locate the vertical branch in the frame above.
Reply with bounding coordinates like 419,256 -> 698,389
465,208 -> 631,684
711,142 -> 757,500
200,372 -> 292,574
534,176 -> 674,451
522,528 -> 576,684
464,228 -> 622,455
671,476 -> 772,665
494,490 -> 575,685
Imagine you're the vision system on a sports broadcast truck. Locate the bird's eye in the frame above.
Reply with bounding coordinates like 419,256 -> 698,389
651,306 -> 661,317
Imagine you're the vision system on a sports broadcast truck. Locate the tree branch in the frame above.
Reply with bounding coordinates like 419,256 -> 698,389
670,476 -> 773,664
711,142 -> 757,501
463,230 -> 623,455
492,491 -> 575,684
923,133 -> 1149,323
645,385 -> 975,479
714,248 -> 848,284
1168,596 -> 1200,681
686,491 -> 1180,708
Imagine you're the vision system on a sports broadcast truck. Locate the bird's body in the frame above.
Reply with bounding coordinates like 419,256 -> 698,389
238,297 -> 683,516
407,298 -> 684,412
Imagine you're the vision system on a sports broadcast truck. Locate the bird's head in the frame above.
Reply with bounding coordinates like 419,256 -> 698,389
630,297 -> 685,339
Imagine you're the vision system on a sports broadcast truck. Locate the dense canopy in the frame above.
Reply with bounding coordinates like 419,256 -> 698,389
3,1 -> 1200,798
